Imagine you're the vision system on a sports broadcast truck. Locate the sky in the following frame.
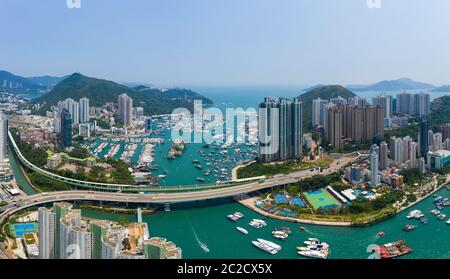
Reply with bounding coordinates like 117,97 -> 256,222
1,0 -> 450,87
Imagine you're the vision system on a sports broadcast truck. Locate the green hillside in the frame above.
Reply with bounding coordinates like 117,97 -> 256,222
297,85 -> 357,131
33,73 -> 212,115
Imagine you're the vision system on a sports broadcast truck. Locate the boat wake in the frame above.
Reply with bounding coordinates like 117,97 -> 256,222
185,211 -> 210,253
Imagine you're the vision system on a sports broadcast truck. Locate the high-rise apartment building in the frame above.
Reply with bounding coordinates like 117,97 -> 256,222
0,113 -> 8,160
258,97 -> 303,162
419,118 -> 429,158
370,144 -> 380,187
396,92 -> 430,117
379,141 -> 388,170
79,97 -> 90,123
38,207 -> 56,259
372,94 -> 393,119
324,105 -> 384,149
118,93 -> 133,127
60,109 -> 72,147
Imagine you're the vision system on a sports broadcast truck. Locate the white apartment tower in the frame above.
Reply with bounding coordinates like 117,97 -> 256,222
38,207 -> 56,259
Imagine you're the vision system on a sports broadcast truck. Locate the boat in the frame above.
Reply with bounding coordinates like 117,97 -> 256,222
196,177 -> 206,182
257,239 -> 282,251
272,231 -> 289,240
407,210 -> 424,219
377,232 -> 385,237
299,226 -> 306,231
278,226 -> 292,234
252,241 -> 277,255
402,224 -> 416,231
432,210 -> 441,216
376,240 -> 412,259
227,212 -> 244,222
236,227 -> 249,235
163,204 -> 171,212
298,250 -> 328,259
437,214 -> 447,220
446,219 -> 450,225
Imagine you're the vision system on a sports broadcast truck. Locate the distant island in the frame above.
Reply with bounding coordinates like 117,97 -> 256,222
348,78 -> 435,92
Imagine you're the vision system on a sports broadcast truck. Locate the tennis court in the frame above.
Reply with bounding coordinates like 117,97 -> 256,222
303,189 -> 342,210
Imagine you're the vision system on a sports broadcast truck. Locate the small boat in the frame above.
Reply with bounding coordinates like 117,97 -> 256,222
437,214 -> 447,220
299,226 -> 306,231
196,177 -> 206,182
163,204 -> 171,212
446,219 -> 450,225
403,224 -> 416,231
236,227 -> 249,235
377,232 -> 385,237
272,231 -> 289,240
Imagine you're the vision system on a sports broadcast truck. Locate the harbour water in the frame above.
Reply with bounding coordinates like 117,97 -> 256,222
81,188 -> 449,259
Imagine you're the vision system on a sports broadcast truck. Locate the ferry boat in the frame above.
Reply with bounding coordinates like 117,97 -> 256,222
376,240 -> 412,259
236,227 -> 249,235
252,240 -> 277,255
257,239 -> 281,251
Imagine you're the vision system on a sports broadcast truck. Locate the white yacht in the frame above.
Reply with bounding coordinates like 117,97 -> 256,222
257,239 -> 281,251
298,250 -> 328,259
252,241 -> 277,255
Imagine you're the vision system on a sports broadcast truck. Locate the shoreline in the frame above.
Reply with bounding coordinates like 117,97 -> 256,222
236,178 -> 449,227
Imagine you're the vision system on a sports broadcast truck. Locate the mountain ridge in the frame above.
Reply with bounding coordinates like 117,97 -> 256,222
33,73 -> 213,115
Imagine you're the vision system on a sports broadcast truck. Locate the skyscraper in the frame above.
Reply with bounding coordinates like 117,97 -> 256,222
312,98 -> 328,127
79,97 -> 90,123
38,207 -> 56,259
380,141 -> 388,170
59,210 -> 92,259
419,118 -> 429,158
145,117 -> 152,132
372,94 -> 393,119
370,144 -> 380,187
324,105 -> 384,149
53,202 -> 72,259
118,93 -> 133,127
396,92 -> 430,117
67,98 -> 80,125
258,97 -> 303,162
60,109 -> 72,147
0,113 -> 8,160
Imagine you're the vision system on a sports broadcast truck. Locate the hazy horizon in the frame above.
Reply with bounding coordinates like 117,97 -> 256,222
1,0 -> 450,88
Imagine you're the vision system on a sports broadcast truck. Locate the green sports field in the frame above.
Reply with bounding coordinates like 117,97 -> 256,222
303,189 -> 342,210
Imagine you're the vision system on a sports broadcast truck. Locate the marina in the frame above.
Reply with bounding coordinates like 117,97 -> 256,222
85,113 -> 258,187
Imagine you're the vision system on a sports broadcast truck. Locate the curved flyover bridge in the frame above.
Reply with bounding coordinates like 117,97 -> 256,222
8,131 -> 264,193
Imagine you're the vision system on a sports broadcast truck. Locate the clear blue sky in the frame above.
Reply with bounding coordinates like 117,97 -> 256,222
1,0 -> 450,87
